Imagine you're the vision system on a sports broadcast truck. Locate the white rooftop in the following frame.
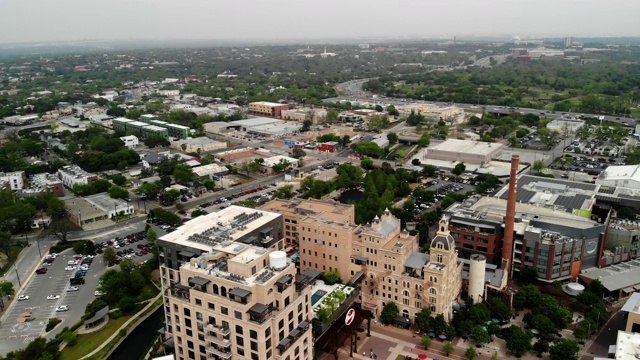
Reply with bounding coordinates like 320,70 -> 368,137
159,205 -> 281,252
613,331 -> 640,360
230,117 -> 283,127
429,139 -> 503,155
251,101 -> 285,107
597,165 -> 640,182
262,155 -> 298,167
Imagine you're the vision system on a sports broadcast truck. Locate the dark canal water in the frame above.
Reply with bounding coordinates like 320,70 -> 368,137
339,189 -> 366,204
107,306 -> 164,360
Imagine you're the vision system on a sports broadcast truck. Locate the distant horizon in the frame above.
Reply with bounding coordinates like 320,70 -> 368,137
1,0 -> 638,44
1,34 -> 639,47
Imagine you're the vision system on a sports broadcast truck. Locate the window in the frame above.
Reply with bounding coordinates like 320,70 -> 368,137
463,234 -> 474,241
429,288 -> 437,294
478,237 -> 489,244
195,299 -> 202,306
184,308 -> 191,317
235,311 -> 242,320
236,336 -> 244,346
208,302 -> 215,310
436,254 -> 443,262
430,296 -> 437,304
235,325 -> 243,335
250,330 -> 257,339
265,327 -> 271,337
221,307 -> 228,316
237,348 -> 245,356
538,259 -> 548,266
539,250 -> 549,257
196,312 -> 202,321
251,341 -> 258,351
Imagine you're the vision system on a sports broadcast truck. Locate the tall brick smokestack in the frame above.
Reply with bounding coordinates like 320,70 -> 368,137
502,155 -> 519,278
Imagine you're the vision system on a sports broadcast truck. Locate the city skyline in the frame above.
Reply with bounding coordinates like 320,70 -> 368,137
0,0 -> 639,44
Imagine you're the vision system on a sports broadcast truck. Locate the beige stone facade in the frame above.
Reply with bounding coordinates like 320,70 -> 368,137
248,102 -> 289,118
281,108 -> 327,125
259,199 -> 464,323
161,245 -> 313,360
396,104 -> 463,120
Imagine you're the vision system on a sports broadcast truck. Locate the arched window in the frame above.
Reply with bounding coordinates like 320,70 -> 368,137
436,254 -> 443,263
403,289 -> 410,297
430,305 -> 436,312
221,286 -> 227,297
402,309 -> 410,318
213,284 -> 219,295
429,287 -> 437,295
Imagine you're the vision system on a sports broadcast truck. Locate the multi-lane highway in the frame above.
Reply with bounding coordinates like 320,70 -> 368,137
330,79 -> 637,126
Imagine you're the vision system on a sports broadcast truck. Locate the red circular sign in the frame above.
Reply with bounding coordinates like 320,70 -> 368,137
345,308 -> 355,326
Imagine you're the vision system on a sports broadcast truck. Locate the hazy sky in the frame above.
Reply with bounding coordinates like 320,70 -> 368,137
0,0 -> 638,43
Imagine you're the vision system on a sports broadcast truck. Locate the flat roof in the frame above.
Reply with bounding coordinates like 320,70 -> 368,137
64,197 -> 107,219
262,155 -> 298,167
621,292 -> 640,314
178,137 -> 224,146
84,193 -> 132,212
581,259 -> 640,292
597,165 -> 640,183
428,139 -> 503,155
230,117 -> 283,127
250,101 -> 285,107
144,125 -> 167,131
158,205 -> 281,252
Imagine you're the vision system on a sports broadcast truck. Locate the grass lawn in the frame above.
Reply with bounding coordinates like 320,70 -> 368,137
60,316 -> 132,360
395,356 -> 406,360
630,109 -> 640,120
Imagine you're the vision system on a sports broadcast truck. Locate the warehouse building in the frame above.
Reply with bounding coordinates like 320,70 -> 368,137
426,139 -> 504,165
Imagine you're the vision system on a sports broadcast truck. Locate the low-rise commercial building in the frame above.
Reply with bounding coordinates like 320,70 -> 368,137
260,156 -> 299,175
596,165 -> 640,190
426,139 -> 503,165
248,101 -> 289,118
20,172 -> 64,197
214,147 -> 256,162
170,137 -> 226,153
57,165 -> 98,189
281,108 -> 327,124
606,218 -> 640,259
113,117 -> 169,139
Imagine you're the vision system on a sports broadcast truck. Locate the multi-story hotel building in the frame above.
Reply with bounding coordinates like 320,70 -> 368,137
260,199 -> 466,322
161,245 -> 313,360
159,210 -> 313,360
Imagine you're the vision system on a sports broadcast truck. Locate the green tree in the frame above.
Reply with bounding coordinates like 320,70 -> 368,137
335,164 -> 364,190
531,314 -> 556,336
467,303 -> 491,326
144,227 -> 157,244
143,134 -> 170,148
417,132 -> 431,147
504,325 -> 533,357
452,162 -> 466,176
103,246 -> 117,266
549,339 -> 579,360
380,302 -> 399,324
0,231 -> 13,260
573,318 -> 596,340
301,119 -> 313,132
45,218 -> 80,242
421,335 -> 432,349
111,174 -> 127,186
415,307 -> 432,332
387,132 -> 398,145
487,297 -> 513,321
271,185 -> 295,200
360,158 -> 374,170
513,284 -> 542,311
469,325 -> 491,344
173,164 -> 196,185
465,346 -> 478,360
291,148 -> 307,159
322,269 -> 341,285
422,164 -> 438,177
532,160 -> 546,174
368,114 -> 390,132
108,185 -> 129,200
442,341 -> 455,356
326,108 -> 339,122
533,339 -> 550,355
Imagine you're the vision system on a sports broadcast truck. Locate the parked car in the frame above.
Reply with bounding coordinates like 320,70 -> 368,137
46,295 -> 60,300
55,305 -> 69,312
17,295 -> 29,301
36,268 -> 48,274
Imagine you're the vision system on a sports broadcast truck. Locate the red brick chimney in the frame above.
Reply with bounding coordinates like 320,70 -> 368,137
501,155 -> 519,278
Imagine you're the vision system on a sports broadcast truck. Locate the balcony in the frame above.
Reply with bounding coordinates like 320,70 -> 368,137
205,334 -> 231,347
206,323 -> 230,336
206,346 -> 232,359
248,302 -> 274,324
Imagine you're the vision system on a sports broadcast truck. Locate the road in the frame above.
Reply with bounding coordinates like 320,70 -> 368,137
0,220 -> 157,355
329,80 -> 636,126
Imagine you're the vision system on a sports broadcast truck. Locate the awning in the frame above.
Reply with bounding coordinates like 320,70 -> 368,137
289,328 -> 300,338
349,271 -> 364,284
634,285 -> 640,291
84,306 -> 109,326
276,274 -> 293,286
248,303 -> 269,316
189,277 -> 211,287
179,251 -> 196,258
173,284 -> 190,291
230,287 -> 251,298
355,255 -> 368,262
278,338 -> 291,348
298,320 -> 309,329
624,287 -> 635,293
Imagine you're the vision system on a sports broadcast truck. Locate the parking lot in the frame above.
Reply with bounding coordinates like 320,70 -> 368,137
0,233 -> 154,353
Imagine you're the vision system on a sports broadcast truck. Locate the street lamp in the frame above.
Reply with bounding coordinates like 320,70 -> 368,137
14,265 -> 22,287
